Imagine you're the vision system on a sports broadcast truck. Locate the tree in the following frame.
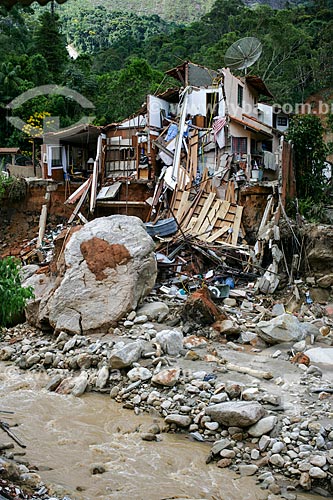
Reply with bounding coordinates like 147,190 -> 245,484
0,61 -> 23,101
0,256 -> 34,327
33,11 -> 68,82
286,114 -> 329,203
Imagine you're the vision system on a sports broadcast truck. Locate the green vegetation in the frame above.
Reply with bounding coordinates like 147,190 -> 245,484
0,0 -> 332,164
0,173 -> 26,202
286,114 -> 331,221
0,257 -> 34,327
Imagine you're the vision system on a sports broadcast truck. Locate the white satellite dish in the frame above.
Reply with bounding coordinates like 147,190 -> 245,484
224,37 -> 262,73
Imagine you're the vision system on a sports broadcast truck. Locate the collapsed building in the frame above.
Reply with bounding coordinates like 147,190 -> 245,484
5,61 -> 298,296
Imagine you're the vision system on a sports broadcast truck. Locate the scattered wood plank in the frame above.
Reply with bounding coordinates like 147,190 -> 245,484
231,205 -> 243,246
226,363 -> 273,380
192,192 -> 215,234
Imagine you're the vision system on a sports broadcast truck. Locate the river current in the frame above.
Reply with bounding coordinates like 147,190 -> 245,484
0,363 -> 322,500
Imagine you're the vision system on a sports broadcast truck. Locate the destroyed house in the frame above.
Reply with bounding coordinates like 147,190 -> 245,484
95,61 -> 283,220
41,123 -> 102,183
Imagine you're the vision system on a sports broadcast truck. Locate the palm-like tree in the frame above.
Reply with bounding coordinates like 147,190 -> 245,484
0,61 -> 22,102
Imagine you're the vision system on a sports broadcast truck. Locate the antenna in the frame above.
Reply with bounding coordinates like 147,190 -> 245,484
224,37 -> 262,74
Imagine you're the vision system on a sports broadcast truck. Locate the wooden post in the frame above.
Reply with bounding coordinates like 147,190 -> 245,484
37,204 -> 47,248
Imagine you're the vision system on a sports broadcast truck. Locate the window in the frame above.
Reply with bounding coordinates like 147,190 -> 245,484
50,146 -> 63,167
277,116 -> 288,127
232,137 -> 247,155
237,85 -> 244,108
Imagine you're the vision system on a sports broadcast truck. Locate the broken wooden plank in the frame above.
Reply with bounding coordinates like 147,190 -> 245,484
176,190 -> 190,223
258,194 -> 274,236
65,176 -> 92,205
206,225 -> 230,243
226,363 -> 273,380
192,192 -> 216,235
198,199 -> 222,241
68,177 -> 92,224
231,205 -> 243,246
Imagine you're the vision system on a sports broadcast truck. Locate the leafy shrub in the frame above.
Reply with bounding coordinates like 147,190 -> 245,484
0,257 -> 34,327
0,173 -> 26,202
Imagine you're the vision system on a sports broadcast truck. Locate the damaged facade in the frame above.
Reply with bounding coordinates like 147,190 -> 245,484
7,61 -> 298,297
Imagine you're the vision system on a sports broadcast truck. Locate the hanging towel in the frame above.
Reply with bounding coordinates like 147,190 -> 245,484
212,116 -> 226,149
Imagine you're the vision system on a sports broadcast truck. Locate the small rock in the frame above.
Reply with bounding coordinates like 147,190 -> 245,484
127,366 -> 152,382
165,414 -> 191,428
310,455 -> 326,467
223,298 -> 237,307
152,367 -> 180,387
46,375 -> 63,392
309,467 -> 327,479
259,435 -> 271,452
269,454 -> 285,467
217,458 -> 232,468
109,341 -> 145,369
90,463 -> 106,475
95,366 -> 109,389
183,336 -> 207,349
211,438 -> 231,455
71,371 -> 88,397
248,416 -> 277,437
271,303 -> 285,317
299,472 -> 311,490
137,302 -> 169,322
141,433 -> 157,442
133,315 -> 148,324
155,330 -> 183,356
238,464 -> 258,476
205,401 -> 265,428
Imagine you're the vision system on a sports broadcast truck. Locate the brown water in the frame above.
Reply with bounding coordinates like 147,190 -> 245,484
0,364 -> 322,500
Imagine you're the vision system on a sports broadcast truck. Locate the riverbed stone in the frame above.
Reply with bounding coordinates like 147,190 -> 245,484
155,329 -> 183,356
0,346 -> 15,361
152,367 -> 181,387
211,438 -> 231,455
248,416 -> 277,437
109,341 -> 145,369
309,466 -> 327,479
165,414 -> 191,428
310,455 -> 327,467
95,366 -> 109,389
136,302 -> 169,322
205,401 -> 265,427
304,347 -> 333,365
127,366 -> 152,382
256,314 -> 306,344
269,454 -> 285,467
71,371 -> 89,397
238,464 -> 258,476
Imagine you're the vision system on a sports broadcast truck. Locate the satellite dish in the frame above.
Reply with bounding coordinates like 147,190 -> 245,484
224,37 -> 262,73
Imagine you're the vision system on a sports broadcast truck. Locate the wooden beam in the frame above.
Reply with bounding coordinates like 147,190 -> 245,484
231,205 -> 243,246
192,192 -> 215,234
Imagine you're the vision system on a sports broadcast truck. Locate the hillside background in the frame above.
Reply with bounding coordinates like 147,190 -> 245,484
0,0 -> 332,150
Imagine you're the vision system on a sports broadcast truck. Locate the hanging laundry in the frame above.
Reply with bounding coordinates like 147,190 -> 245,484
212,116 -> 226,149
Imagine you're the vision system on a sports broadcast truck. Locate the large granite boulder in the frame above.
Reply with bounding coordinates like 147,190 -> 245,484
27,215 -> 157,334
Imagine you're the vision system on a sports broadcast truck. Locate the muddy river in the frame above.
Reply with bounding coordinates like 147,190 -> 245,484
0,364 -> 323,500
